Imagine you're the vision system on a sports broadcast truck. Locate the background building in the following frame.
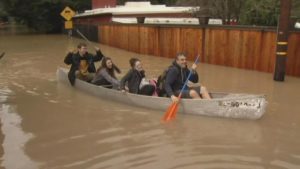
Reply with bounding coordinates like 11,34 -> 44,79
74,0 -> 199,25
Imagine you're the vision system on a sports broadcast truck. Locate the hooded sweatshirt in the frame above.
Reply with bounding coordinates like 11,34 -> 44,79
164,61 -> 198,97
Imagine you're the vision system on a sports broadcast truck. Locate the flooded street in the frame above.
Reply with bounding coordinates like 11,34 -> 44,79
1,25 -> 300,169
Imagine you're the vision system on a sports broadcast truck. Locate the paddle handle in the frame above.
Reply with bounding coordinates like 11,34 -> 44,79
76,29 -> 94,47
177,55 -> 200,99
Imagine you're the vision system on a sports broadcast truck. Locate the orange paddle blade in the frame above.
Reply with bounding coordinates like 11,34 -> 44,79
170,103 -> 179,119
162,102 -> 179,122
162,104 -> 175,121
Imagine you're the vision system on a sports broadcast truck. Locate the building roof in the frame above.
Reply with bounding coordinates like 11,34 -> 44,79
74,1 -> 198,18
112,17 -> 200,25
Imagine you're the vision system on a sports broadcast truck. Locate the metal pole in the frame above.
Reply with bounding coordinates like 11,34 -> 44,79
274,0 -> 292,81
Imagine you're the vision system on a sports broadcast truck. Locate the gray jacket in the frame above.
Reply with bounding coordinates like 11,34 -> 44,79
92,69 -> 120,89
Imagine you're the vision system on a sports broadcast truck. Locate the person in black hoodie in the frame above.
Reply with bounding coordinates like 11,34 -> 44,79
64,43 -> 104,86
120,58 -> 155,96
164,53 -> 211,103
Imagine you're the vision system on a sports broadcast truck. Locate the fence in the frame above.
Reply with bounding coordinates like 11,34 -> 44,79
77,23 -> 300,77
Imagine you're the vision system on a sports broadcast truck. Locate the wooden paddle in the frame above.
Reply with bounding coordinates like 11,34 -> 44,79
162,55 -> 200,122
76,29 -> 96,48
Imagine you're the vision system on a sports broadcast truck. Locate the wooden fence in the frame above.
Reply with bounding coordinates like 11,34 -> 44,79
96,24 -> 300,77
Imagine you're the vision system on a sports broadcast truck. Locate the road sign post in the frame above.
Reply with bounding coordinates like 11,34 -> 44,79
64,20 -> 73,29
60,6 -> 75,21
60,6 -> 75,37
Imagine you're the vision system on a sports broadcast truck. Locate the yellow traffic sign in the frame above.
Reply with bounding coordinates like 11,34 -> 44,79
60,6 -> 75,21
64,21 -> 73,29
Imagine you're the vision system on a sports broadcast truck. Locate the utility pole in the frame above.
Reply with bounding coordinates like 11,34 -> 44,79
274,0 -> 292,81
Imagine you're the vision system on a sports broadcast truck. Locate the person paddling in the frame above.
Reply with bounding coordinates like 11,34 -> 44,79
164,53 -> 211,103
92,57 -> 121,89
64,43 -> 104,86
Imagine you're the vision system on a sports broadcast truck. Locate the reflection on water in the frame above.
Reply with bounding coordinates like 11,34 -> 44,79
1,25 -> 300,169
0,88 -> 38,169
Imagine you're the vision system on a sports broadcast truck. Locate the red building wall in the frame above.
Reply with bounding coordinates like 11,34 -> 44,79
92,0 -> 116,9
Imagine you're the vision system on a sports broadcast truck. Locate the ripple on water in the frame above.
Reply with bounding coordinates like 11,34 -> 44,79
0,104 -> 40,168
270,160 -> 300,169
0,87 -> 14,103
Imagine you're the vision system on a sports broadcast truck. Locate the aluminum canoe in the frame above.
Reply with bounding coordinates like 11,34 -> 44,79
57,68 -> 267,120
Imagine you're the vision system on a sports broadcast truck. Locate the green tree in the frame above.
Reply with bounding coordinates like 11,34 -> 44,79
0,0 -> 9,22
239,0 -> 280,26
2,0 -> 91,33
292,0 -> 300,17
239,0 -> 300,26
176,0 -> 300,26
176,0 -> 244,24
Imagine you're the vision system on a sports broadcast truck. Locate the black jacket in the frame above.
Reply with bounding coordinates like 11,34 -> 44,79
64,50 -> 103,85
120,69 -> 145,94
164,61 -> 198,97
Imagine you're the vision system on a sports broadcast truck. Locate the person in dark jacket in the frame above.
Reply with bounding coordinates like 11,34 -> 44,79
64,43 -> 104,86
165,53 -> 211,103
120,58 -> 155,96
91,57 -> 121,89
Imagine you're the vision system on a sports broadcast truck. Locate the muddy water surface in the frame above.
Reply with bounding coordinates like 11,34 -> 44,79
0,25 -> 300,169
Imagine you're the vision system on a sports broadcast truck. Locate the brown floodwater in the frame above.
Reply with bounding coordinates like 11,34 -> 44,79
0,25 -> 300,169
